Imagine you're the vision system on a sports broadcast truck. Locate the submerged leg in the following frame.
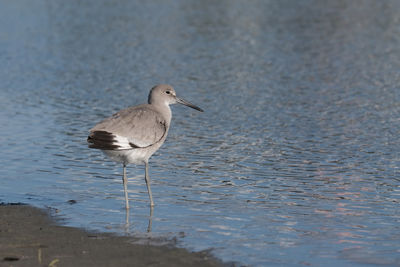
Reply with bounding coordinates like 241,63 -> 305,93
144,161 -> 154,207
122,163 -> 130,210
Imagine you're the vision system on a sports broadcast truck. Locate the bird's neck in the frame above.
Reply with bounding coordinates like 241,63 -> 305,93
153,102 -> 172,125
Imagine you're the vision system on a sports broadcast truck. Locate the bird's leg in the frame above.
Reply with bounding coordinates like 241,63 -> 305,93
122,163 -> 130,210
144,161 -> 154,207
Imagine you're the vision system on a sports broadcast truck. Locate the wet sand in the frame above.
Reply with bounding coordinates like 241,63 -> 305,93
0,204 -> 223,267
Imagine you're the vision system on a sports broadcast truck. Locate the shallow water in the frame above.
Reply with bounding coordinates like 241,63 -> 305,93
1,0 -> 400,266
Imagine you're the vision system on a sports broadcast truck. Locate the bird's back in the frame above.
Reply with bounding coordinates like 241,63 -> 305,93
88,104 -> 168,150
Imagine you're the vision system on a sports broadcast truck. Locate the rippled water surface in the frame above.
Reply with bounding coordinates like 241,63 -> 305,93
1,1 -> 400,266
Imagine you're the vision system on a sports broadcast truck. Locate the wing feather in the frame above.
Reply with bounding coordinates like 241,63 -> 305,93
88,105 -> 167,150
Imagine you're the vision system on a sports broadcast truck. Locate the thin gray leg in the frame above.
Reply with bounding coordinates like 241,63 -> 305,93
122,163 -> 130,210
144,161 -> 154,207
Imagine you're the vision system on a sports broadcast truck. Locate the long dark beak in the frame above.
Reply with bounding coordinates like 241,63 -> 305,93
176,96 -> 204,112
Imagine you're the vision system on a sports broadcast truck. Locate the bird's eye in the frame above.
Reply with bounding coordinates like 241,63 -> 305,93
165,90 -> 171,95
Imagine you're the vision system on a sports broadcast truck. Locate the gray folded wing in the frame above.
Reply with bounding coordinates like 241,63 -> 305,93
88,105 -> 167,150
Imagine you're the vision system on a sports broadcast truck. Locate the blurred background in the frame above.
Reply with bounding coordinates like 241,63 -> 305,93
1,0 -> 399,266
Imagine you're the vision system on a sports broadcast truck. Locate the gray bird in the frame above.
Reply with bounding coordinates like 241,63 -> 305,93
88,84 -> 203,209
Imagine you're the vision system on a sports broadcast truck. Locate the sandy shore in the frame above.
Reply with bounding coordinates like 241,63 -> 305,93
0,203 -> 223,267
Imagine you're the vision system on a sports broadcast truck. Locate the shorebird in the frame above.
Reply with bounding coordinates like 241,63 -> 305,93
87,84 -> 203,209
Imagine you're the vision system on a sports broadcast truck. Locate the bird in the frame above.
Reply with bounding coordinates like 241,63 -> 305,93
87,84 -> 203,209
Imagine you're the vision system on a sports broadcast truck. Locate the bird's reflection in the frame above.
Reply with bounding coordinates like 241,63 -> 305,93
147,206 -> 153,232
124,205 -> 154,234
124,208 -> 130,234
